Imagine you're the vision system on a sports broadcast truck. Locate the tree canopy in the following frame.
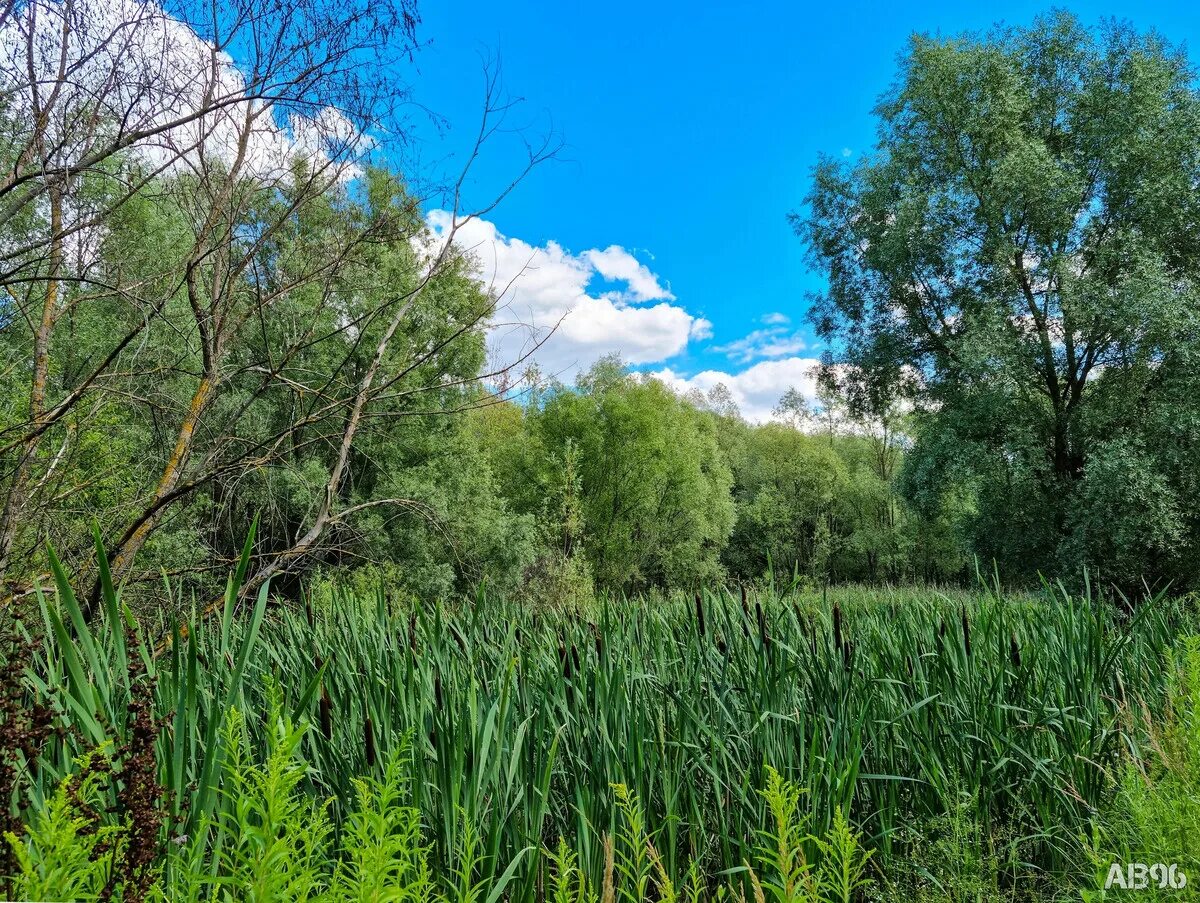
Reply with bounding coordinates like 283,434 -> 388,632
798,12 -> 1200,588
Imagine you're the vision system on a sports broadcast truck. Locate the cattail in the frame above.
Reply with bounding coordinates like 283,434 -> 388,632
961,606 -> 972,658
833,603 -> 843,653
716,635 -> 728,656
304,594 -> 314,628
1010,631 -> 1021,669
408,611 -> 417,652
740,584 -> 749,616
694,592 -> 706,638
319,687 -> 332,740
842,639 -> 855,670
601,834 -> 615,903
364,716 -> 376,767
756,600 -> 769,650
571,643 -> 580,675
434,674 -> 443,709
591,623 -> 603,657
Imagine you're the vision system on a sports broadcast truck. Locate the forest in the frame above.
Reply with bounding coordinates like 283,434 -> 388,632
4,1 -> 1200,901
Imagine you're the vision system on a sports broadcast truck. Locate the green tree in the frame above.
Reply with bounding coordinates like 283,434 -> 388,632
531,358 -> 735,595
722,424 -> 847,582
798,13 -> 1200,585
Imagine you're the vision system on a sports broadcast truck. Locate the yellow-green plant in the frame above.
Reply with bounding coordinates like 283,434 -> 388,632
4,748 -> 124,902
1085,636 -> 1200,899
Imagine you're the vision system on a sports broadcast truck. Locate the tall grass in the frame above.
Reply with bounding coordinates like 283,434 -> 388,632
1,537 -> 1192,899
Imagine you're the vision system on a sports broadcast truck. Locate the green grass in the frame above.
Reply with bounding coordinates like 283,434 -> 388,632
1,541 -> 1194,900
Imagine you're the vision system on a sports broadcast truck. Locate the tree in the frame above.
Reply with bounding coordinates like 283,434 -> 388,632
721,424 -> 847,582
0,1 -> 560,612
0,0 -> 420,579
530,358 -> 735,595
797,13 -> 1200,584
772,387 -> 811,430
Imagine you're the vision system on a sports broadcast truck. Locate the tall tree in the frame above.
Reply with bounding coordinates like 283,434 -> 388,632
797,13 -> 1200,582
531,358 -> 735,595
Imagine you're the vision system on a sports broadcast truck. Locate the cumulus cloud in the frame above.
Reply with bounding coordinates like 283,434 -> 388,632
761,311 -> 791,325
426,211 -> 708,380
653,356 -> 822,423
583,246 -> 675,301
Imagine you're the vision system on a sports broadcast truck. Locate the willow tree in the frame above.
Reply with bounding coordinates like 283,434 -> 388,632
797,13 -> 1200,583
0,0 -> 559,612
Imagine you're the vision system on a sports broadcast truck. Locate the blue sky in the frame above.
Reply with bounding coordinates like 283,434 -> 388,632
402,1 -> 1200,419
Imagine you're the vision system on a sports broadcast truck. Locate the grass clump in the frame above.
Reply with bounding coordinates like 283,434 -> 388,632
1084,636 -> 1200,899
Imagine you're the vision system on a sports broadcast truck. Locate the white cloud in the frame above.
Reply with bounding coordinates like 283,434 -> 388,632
653,357 -> 822,423
842,147 -> 853,157
761,311 -> 791,325
0,0 -> 367,185
583,246 -> 674,302
712,322 -> 807,363
426,211 -> 707,380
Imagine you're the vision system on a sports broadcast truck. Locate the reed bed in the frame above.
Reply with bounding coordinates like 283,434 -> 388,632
3,544 -> 1192,899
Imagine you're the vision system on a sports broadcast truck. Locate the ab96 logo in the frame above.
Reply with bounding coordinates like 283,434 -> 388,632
1105,862 -> 1187,891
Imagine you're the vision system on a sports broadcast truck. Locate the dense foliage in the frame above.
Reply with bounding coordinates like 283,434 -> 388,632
7,9 -> 1200,606
7,5 -> 1200,901
799,12 -> 1200,591
2,551 -> 1194,900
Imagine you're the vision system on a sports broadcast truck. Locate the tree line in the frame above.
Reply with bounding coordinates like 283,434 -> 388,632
2,5 -> 1199,608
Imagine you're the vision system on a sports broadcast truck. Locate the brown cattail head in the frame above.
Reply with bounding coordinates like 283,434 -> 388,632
740,584 -> 749,615
756,601 -> 769,650
408,611 -> 417,652
694,592 -> 706,638
1010,631 -> 1021,670
319,687 -> 333,740
961,606 -> 972,658
364,716 -> 376,768
833,603 -> 843,652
